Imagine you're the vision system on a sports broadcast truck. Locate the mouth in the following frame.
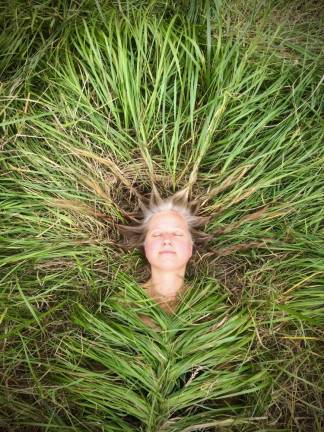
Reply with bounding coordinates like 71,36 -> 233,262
159,251 -> 176,254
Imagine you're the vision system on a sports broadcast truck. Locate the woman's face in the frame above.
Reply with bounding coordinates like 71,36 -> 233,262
144,210 -> 193,271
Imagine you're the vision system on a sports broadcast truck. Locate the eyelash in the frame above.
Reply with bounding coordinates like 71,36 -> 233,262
152,233 -> 183,237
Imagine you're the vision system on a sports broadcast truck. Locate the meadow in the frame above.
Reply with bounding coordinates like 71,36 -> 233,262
0,1 -> 323,431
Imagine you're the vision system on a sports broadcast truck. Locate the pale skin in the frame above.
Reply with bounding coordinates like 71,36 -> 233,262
141,210 -> 193,316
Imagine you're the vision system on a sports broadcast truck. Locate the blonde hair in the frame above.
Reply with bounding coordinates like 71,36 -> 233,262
117,185 -> 211,253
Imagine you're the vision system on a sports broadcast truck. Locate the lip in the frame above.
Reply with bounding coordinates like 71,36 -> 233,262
159,250 -> 176,254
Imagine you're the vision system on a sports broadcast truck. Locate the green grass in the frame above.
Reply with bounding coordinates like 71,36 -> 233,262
0,1 -> 323,431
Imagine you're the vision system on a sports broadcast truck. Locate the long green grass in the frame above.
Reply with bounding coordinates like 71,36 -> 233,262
1,1 -> 323,431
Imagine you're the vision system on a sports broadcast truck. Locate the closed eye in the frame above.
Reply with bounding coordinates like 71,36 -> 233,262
152,233 -> 183,237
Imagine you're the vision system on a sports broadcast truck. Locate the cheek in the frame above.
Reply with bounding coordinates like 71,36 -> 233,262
144,238 -> 159,258
177,240 -> 193,257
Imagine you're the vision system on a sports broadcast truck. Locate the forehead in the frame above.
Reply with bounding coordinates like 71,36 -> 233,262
147,210 -> 189,231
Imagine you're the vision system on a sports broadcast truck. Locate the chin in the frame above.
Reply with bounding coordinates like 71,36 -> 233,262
156,262 -> 186,271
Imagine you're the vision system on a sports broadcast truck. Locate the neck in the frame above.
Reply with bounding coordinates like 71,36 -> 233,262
145,266 -> 186,301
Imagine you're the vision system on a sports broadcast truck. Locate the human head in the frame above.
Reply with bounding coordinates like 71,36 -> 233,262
143,209 -> 193,272
117,186 -> 211,263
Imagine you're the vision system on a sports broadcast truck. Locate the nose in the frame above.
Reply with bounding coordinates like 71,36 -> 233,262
162,233 -> 172,244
